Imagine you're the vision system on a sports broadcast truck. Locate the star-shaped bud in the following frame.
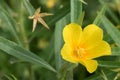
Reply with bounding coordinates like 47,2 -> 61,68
29,8 -> 53,32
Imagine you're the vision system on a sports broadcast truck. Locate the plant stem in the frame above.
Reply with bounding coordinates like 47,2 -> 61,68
18,0 -> 34,80
19,1 -> 29,50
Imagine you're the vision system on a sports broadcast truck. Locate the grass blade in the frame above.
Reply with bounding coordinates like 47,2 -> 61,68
102,16 -> 120,48
23,0 -> 35,15
98,61 -> 120,68
93,5 -> 107,25
70,0 -> 82,23
99,0 -> 120,24
47,3 -> 70,27
55,14 -> 70,70
112,47 -> 120,56
0,7 -> 22,45
0,37 -> 56,73
85,69 -> 117,80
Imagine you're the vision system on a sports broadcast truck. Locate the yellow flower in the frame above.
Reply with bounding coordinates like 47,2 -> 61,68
61,23 -> 111,73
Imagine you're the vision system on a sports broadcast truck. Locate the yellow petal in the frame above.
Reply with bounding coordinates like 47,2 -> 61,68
63,23 -> 82,47
61,43 -> 78,63
80,24 -> 103,49
81,59 -> 98,73
86,41 -> 111,59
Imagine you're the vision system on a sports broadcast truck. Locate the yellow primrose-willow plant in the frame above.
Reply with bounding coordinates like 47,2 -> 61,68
61,23 -> 111,73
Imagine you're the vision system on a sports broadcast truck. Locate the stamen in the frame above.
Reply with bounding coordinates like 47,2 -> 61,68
74,47 -> 86,58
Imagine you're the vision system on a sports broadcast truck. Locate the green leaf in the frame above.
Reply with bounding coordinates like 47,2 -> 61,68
55,14 -> 70,70
112,47 -> 120,56
77,11 -> 85,25
99,0 -> 120,24
23,0 -> 35,15
4,75 -> 14,80
93,5 -> 107,25
0,37 -> 56,73
79,0 -> 87,5
101,16 -> 120,48
10,74 -> 18,80
4,74 -> 18,80
98,61 -> 120,68
47,3 -> 70,27
0,7 -> 22,46
107,8 -> 120,24
85,69 -> 117,80
70,0 -> 82,23
57,63 -> 78,80
0,1 -> 14,16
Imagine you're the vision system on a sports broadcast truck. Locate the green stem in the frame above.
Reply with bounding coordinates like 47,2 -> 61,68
19,1 -> 29,50
57,63 -> 78,80
18,0 -> 34,80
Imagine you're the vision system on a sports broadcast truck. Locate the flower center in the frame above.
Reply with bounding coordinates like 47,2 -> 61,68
35,14 -> 40,19
74,47 -> 86,58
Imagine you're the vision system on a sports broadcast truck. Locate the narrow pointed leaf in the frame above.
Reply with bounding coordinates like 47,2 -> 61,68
55,14 -> 70,70
112,47 -> 120,56
79,0 -> 87,4
0,37 -> 56,73
93,5 -> 106,25
102,16 -> 120,47
47,3 -> 70,27
98,61 -> 120,68
85,69 -> 117,80
71,0 -> 82,23
77,11 -> 85,25
99,0 -> 120,24
0,7 -> 22,45
23,0 -> 35,15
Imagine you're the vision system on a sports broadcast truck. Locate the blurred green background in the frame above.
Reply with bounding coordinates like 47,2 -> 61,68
0,0 -> 120,80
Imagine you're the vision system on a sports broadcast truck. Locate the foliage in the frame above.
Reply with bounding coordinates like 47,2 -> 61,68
0,0 -> 120,80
